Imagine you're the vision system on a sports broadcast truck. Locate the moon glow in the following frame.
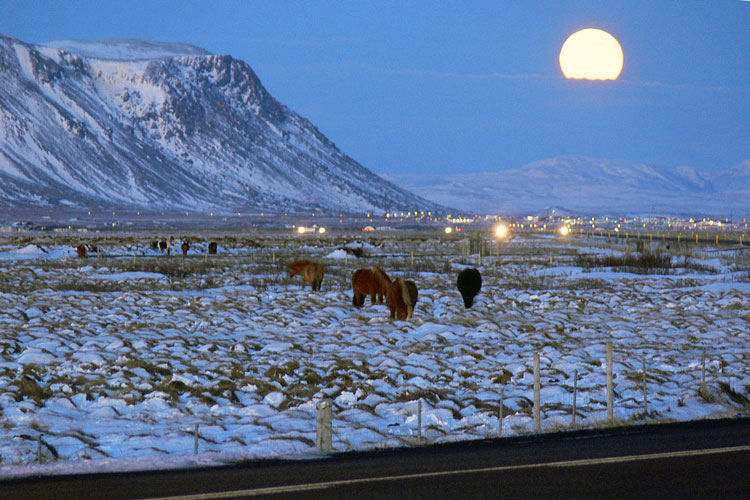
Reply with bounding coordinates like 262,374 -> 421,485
559,28 -> 623,80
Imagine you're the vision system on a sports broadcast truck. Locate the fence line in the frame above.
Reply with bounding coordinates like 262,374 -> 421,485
25,346 -> 729,463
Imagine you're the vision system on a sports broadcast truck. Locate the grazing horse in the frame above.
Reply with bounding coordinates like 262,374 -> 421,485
181,241 -> 190,256
352,267 -> 391,306
157,239 -> 168,253
207,241 -> 218,254
457,268 -> 482,309
75,244 -> 88,259
386,277 -> 418,320
287,260 -> 324,291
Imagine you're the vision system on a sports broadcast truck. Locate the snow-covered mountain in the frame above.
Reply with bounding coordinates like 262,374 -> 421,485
388,156 -> 750,217
0,34 -> 440,214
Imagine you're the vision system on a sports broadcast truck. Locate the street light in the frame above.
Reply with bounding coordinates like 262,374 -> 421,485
494,224 -> 509,239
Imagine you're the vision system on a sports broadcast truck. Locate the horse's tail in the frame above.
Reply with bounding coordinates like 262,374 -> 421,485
401,279 -> 418,319
352,270 -> 364,305
314,263 -> 324,281
394,278 -> 414,319
311,263 -> 324,291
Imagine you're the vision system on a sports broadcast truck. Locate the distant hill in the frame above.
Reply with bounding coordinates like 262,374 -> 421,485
387,156 -> 750,217
0,34 -> 442,215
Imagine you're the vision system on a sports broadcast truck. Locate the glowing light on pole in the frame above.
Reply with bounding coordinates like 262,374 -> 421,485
494,224 -> 509,239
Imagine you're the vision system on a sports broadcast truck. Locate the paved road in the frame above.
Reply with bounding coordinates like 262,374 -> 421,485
2,418 -> 748,500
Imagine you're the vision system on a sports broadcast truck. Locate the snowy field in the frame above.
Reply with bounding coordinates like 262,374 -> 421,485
0,230 -> 748,477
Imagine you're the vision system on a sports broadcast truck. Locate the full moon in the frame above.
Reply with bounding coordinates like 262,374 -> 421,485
559,28 -> 623,80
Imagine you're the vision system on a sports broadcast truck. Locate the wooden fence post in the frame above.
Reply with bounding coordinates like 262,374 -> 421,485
701,350 -> 707,393
316,400 -> 333,452
417,399 -> 422,441
499,386 -> 504,437
606,342 -> 614,422
572,370 -> 578,426
642,359 -> 648,418
533,352 -> 541,433
194,423 -> 199,455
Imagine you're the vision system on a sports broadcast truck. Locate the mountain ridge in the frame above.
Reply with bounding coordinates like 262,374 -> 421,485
0,34 -> 442,214
387,155 -> 749,217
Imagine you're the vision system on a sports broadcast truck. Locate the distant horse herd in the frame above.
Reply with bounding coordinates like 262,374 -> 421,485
288,259 -> 482,321
77,239 -> 219,258
72,239 -> 481,321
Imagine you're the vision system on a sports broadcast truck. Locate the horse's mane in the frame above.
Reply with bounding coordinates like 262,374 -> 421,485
372,267 -> 391,287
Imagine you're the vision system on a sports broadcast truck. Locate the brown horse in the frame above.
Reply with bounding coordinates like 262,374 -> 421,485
352,267 -> 391,306
287,259 -> 324,291
207,241 -> 218,254
386,277 -> 418,320
181,241 -> 190,256
75,244 -> 88,259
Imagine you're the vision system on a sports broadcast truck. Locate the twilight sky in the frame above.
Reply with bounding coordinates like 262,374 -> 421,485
1,1 -> 748,177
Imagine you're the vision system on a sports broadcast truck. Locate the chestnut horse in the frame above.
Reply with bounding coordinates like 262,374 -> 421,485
457,268 -> 482,309
352,267 -> 391,306
287,259 -> 324,291
75,244 -> 88,259
386,277 -> 418,320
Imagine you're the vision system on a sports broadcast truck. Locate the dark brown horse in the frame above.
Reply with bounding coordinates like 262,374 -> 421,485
352,267 -> 391,306
207,241 -> 218,254
75,244 -> 88,259
181,241 -> 190,256
288,260 -> 324,291
386,277 -> 418,320
457,268 -> 482,309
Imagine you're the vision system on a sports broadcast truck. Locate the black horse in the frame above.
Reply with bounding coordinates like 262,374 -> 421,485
457,268 -> 482,309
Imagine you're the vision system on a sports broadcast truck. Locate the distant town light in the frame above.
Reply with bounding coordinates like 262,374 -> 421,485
445,227 -> 453,234
559,226 -> 570,236
494,224 -> 509,239
297,226 -> 306,234
318,227 -> 326,234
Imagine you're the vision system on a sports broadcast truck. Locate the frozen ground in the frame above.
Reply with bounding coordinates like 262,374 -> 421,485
0,232 -> 747,477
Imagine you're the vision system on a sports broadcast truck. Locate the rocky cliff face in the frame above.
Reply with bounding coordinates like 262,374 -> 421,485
0,35 -> 440,214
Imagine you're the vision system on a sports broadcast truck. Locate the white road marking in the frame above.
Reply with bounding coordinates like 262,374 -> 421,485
135,444 -> 750,500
